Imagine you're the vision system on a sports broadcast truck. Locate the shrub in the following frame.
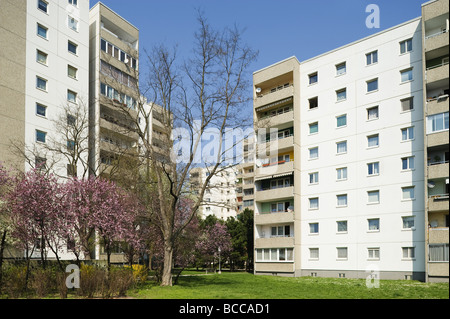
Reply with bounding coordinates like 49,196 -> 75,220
2,265 -> 28,298
78,264 -> 107,298
108,266 -> 134,297
125,264 -> 148,283
30,268 -> 55,298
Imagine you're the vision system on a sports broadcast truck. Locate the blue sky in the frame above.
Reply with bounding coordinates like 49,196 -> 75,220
93,0 -> 426,72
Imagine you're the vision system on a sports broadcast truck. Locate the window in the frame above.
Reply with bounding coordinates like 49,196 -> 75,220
68,65 -> 77,79
336,167 -> 347,181
402,247 -> 415,259
309,147 -> 318,159
337,247 -> 348,259
368,248 -> 380,260
336,62 -> 346,76
336,88 -> 347,101
67,140 -> 75,151
309,97 -> 318,109
67,90 -> 77,103
68,41 -> 77,54
337,194 -> 347,207
309,248 -> 319,260
336,141 -> 347,154
337,221 -> 347,233
368,218 -> 380,231
368,190 -> 380,204
309,122 -> 318,134
309,172 -> 319,185
37,23 -> 48,39
36,76 -> 47,91
36,103 -> 46,117
400,68 -> 413,83
400,38 -> 412,54
38,0 -> 48,13
309,197 -> 319,210
68,0 -> 78,5
36,50 -> 47,65
67,114 -> 76,126
309,72 -> 318,85
401,156 -> 415,170
256,248 -> 293,262
401,127 -> 414,141
367,106 -> 379,120
429,244 -> 449,262
402,216 -> 415,230
68,16 -> 78,31
336,114 -> 347,127
401,97 -> 414,112
367,78 -> 378,92
426,112 -> 449,134
309,223 -> 319,234
402,186 -> 415,200
366,50 -> 378,65
367,162 -> 379,176
101,39 -> 107,52
35,157 -> 47,170
36,130 -> 46,143
367,134 -> 379,148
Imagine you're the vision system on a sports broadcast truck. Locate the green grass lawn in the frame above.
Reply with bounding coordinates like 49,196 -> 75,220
128,272 -> 449,299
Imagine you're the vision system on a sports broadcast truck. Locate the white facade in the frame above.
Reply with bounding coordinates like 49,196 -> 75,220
299,18 -> 425,278
25,0 -> 89,178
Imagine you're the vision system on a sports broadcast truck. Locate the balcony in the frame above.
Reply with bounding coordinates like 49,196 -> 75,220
426,63 -> 449,86
256,110 -> 294,129
427,94 -> 449,116
428,162 -> 449,179
425,30 -> 449,53
429,227 -> 449,244
256,160 -> 294,178
254,85 -> 294,110
428,194 -> 449,212
255,186 -> 294,202
257,135 -> 294,154
427,131 -> 449,148
100,118 -> 139,140
255,211 -> 294,225
255,236 -> 294,249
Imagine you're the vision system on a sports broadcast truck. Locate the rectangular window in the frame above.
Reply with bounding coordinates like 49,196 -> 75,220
336,167 -> 347,181
367,78 -> 378,92
101,39 -> 107,52
367,106 -> 379,120
368,190 -> 380,204
309,97 -> 318,109
309,122 -> 318,134
401,68 -> 413,82
309,197 -> 319,210
366,50 -> 378,65
336,114 -> 347,127
36,76 -> 47,91
38,0 -> 48,13
309,248 -> 319,260
427,112 -> 449,134
429,244 -> 449,262
68,0 -> 78,5
367,134 -> 379,148
336,62 -> 346,76
401,127 -> 414,141
67,90 -> 77,103
36,103 -> 46,117
368,248 -> 380,260
337,221 -> 347,233
309,147 -> 319,159
400,38 -> 413,54
402,186 -> 415,200
309,223 -> 319,234
401,97 -> 414,112
337,194 -> 347,207
402,156 -> 415,170
402,247 -> 415,259
36,50 -> 48,65
68,65 -> 77,79
337,247 -> 348,259
68,16 -> 78,31
36,130 -> 46,143
402,216 -> 415,229
309,72 -> 318,85
368,218 -> 380,231
336,88 -> 347,101
68,41 -> 77,54
309,172 -> 319,184
336,141 -> 347,154
37,23 -> 48,39
367,162 -> 379,176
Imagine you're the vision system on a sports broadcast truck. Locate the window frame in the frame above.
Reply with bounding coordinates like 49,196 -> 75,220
366,50 -> 378,66
336,88 -> 347,102
67,89 -> 77,103
336,141 -> 347,154
367,134 -> 379,148
401,186 -> 415,201
38,0 -> 48,13
36,49 -> 48,65
37,23 -> 48,39
367,190 -> 380,204
400,38 -> 413,54
308,72 -> 318,85
367,162 -> 380,176
367,106 -> 379,121
68,40 -> 78,55
400,68 -> 413,83
336,194 -> 348,207
36,129 -> 47,143
36,76 -> 47,91
336,167 -> 347,181
368,218 -> 380,231
367,78 -> 378,93
36,103 -> 47,117
336,62 -> 346,76
336,114 -> 347,128
67,65 -> 78,79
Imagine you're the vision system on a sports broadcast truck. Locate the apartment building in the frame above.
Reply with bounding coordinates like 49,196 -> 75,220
421,0 -> 449,283
253,17 -> 432,280
236,137 -> 256,213
88,2 -> 140,182
0,0 -> 89,177
190,166 -> 238,220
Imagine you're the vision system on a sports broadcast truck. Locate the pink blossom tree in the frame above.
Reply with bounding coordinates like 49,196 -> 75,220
0,163 -> 13,285
195,222 -> 232,271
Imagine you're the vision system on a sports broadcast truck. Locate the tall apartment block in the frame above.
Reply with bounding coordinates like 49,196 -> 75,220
253,15 -> 439,280
88,2 -> 140,180
236,137 -> 256,213
421,0 -> 449,282
0,0 -> 89,177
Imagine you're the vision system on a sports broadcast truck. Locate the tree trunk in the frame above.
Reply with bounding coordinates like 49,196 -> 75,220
0,230 -> 7,286
161,240 -> 173,286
